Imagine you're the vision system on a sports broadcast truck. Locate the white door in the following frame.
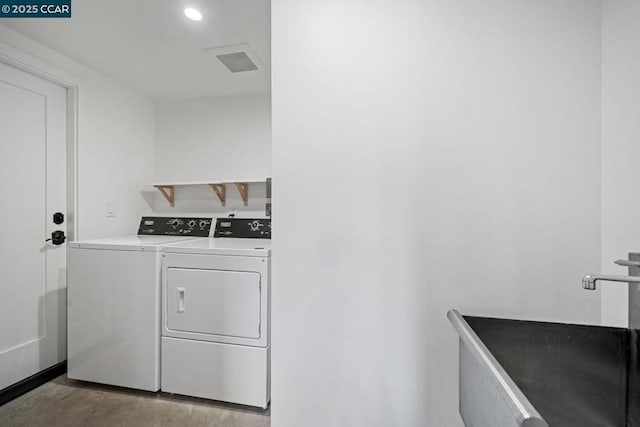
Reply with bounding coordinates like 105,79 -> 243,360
0,61 -> 67,389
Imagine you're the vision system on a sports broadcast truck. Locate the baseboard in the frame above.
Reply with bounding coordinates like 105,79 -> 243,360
0,361 -> 67,406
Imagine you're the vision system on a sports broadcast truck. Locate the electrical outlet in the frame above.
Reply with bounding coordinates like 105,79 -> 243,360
106,201 -> 116,217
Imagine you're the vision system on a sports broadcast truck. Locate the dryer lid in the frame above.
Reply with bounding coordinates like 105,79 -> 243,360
162,238 -> 271,256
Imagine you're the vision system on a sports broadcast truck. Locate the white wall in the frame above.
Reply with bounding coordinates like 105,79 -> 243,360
0,24 -> 155,239
272,1 -> 602,426
152,93 -> 271,216
601,1 -> 640,327
155,92 -> 271,182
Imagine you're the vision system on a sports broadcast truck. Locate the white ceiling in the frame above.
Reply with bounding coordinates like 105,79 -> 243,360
3,0 -> 270,100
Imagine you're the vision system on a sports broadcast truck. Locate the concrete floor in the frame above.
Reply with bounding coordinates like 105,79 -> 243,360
0,375 -> 270,427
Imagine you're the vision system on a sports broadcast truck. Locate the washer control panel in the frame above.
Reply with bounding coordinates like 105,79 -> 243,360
214,218 -> 271,239
138,217 -> 213,237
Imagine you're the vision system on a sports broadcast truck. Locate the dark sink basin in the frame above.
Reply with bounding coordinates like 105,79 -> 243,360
449,310 -> 640,427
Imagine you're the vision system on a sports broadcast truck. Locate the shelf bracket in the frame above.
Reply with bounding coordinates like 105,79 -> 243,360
155,185 -> 175,207
209,184 -> 226,206
235,182 -> 249,206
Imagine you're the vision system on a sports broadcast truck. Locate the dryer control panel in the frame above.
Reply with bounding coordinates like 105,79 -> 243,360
138,217 -> 213,237
214,218 -> 271,239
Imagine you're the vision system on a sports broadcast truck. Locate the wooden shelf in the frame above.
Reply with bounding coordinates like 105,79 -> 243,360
148,179 -> 266,207
151,179 -> 265,187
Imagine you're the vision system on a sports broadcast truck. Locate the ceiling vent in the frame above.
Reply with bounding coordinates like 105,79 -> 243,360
216,52 -> 258,73
204,43 -> 267,73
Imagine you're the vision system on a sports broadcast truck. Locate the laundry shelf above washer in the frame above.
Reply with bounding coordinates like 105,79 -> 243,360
143,179 -> 267,207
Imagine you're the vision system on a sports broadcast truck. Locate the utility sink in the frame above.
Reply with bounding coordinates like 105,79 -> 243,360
448,310 -> 640,427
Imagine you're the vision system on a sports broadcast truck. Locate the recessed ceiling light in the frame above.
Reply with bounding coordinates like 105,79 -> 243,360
184,8 -> 202,21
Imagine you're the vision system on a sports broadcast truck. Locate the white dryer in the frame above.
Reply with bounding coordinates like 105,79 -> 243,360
67,217 -> 213,391
161,218 -> 271,408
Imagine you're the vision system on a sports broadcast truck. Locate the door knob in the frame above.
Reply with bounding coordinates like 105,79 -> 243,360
46,230 -> 66,245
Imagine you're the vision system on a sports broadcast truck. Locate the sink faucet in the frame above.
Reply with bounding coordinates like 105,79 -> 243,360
582,274 -> 640,290
585,255 -> 640,329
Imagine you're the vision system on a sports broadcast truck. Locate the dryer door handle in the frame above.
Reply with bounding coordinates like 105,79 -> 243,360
177,287 -> 186,313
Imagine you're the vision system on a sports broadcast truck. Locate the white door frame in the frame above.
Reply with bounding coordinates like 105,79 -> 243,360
0,42 -> 79,240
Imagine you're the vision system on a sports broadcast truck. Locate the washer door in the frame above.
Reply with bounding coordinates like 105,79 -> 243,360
166,268 -> 261,339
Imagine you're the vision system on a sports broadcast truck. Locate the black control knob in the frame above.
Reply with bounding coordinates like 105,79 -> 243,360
199,220 -> 207,228
248,220 -> 263,232
188,220 -> 196,228
170,219 -> 180,228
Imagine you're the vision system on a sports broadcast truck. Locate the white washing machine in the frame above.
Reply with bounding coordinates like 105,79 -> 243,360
161,218 -> 271,408
67,217 -> 213,391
